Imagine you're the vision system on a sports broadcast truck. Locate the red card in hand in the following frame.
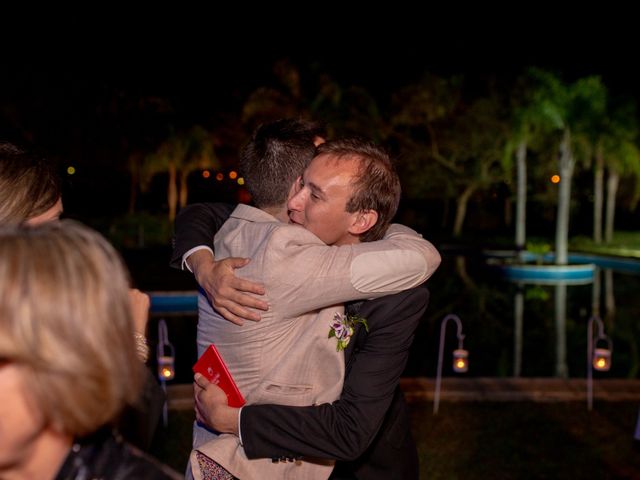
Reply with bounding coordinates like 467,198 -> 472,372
193,344 -> 246,408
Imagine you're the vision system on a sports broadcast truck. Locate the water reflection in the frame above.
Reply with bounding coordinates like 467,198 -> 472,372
408,255 -> 640,379
512,279 -> 582,379
555,283 -> 568,378
514,289 -> 523,377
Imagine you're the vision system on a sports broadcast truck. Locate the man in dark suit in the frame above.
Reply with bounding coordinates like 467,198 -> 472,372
173,203 -> 428,479
171,120 -> 437,479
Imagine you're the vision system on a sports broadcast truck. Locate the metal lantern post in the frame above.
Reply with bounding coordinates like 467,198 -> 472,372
587,315 -> 613,410
157,318 -> 176,426
434,314 -> 468,415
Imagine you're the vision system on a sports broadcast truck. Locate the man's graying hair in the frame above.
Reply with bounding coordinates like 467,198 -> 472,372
240,119 -> 326,208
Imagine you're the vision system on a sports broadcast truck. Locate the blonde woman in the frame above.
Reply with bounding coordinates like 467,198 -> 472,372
0,221 -> 180,479
0,142 -> 163,450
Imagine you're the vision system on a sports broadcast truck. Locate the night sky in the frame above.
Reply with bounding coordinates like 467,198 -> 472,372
0,7 -> 640,225
2,9 -> 638,220
5,8 -> 638,114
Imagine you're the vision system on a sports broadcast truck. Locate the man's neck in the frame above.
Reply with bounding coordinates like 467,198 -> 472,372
333,233 -> 362,246
262,205 -> 289,223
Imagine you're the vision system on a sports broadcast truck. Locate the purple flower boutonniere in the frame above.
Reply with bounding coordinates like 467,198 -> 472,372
329,312 -> 369,352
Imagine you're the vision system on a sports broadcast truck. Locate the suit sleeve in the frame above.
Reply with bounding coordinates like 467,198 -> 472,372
169,202 -> 235,269
261,224 -> 440,317
240,286 -> 430,460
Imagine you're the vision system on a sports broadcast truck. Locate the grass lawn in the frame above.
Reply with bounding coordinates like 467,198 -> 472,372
412,401 -> 640,479
570,232 -> 640,259
150,401 -> 640,478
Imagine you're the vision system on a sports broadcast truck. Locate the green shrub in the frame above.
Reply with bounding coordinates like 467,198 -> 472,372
107,212 -> 172,249
526,241 -> 551,265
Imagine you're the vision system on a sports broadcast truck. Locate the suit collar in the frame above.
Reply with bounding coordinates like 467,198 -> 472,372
344,314 -> 368,363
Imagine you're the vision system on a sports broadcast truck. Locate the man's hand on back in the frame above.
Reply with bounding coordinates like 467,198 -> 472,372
188,250 -> 268,325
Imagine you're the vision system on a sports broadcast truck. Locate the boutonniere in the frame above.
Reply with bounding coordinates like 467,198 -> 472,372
329,312 -> 369,352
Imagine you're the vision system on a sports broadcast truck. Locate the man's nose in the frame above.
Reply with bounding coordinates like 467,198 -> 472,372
287,188 -> 306,211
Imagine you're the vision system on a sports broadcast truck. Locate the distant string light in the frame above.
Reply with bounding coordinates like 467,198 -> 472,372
66,166 -> 76,175
201,170 -> 244,185
551,175 -> 560,184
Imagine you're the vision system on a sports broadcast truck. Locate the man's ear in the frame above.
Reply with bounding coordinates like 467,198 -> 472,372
348,209 -> 378,236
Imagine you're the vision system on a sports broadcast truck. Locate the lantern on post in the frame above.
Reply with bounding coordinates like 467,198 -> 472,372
157,319 -> 175,381
587,315 -> 613,410
434,314 -> 468,414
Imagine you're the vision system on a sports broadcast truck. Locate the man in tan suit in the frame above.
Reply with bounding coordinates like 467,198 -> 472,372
186,128 -> 440,479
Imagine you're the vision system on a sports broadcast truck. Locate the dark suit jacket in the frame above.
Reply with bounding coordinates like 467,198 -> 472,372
242,287 -> 427,480
170,203 -> 235,270
171,203 -> 429,480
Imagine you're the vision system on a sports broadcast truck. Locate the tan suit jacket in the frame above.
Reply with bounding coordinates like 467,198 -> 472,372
191,204 -> 439,480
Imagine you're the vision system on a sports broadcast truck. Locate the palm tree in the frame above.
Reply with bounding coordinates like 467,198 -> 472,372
505,70 -> 564,259
142,126 -> 219,221
561,76 -> 606,262
528,71 -> 605,265
603,136 -> 640,242
595,103 -> 640,242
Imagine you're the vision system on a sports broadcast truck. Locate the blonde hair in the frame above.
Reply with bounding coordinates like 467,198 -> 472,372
0,220 -> 142,437
0,143 -> 61,225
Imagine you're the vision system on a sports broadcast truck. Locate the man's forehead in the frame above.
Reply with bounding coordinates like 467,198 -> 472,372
309,152 -> 360,172
304,155 -> 360,194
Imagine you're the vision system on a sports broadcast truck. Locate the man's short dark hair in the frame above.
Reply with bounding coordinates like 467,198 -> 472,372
240,119 -> 326,209
315,138 -> 401,242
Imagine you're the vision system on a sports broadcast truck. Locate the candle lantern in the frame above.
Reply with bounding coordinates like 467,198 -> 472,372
453,348 -> 469,373
587,315 -> 613,410
592,347 -> 611,372
434,314 -> 468,415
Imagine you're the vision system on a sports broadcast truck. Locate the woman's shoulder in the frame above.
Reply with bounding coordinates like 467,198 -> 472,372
55,429 -> 182,480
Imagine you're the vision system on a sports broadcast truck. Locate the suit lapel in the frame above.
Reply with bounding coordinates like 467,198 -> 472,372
344,300 -> 368,368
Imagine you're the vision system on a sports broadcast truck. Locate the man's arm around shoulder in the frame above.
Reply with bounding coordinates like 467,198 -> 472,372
170,202 -> 235,270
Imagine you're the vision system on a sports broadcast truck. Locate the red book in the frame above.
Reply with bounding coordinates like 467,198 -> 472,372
193,344 -> 246,408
